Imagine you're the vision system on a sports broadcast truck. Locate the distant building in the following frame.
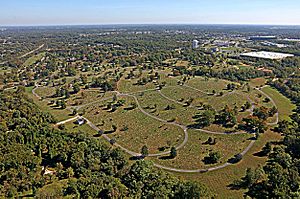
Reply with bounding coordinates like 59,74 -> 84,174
192,40 -> 199,49
211,47 -> 220,53
241,51 -> 294,60
213,40 -> 230,47
249,36 -> 277,41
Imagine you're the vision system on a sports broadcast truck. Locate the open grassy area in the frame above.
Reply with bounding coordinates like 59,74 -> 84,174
136,90 -> 199,125
23,52 -> 46,67
249,77 -> 267,87
67,90 -> 115,106
186,77 -> 237,93
175,60 -> 189,67
151,130 -> 252,170
261,86 -> 296,121
26,87 -> 73,122
82,96 -> 184,154
172,130 -> 282,198
117,78 -> 157,93
34,86 -> 56,98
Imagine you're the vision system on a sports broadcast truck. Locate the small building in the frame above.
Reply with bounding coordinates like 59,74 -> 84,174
75,118 -> 85,125
192,40 -> 199,49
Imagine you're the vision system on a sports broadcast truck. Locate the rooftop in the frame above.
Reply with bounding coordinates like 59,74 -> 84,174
241,51 -> 294,60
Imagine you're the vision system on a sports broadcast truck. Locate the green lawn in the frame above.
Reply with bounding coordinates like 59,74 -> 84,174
150,129 -> 252,170
23,52 -> 46,67
261,86 -> 296,121
82,96 -> 184,154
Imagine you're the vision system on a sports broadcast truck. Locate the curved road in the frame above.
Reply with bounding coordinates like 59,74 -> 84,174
37,83 -> 278,173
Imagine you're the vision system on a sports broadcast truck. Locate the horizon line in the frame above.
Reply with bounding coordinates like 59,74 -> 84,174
1,23 -> 300,28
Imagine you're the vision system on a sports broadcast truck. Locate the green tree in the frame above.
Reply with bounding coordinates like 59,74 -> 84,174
141,145 -> 149,157
170,146 -> 177,158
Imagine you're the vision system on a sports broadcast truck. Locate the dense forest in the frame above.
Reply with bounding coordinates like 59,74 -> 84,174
0,88 -> 210,198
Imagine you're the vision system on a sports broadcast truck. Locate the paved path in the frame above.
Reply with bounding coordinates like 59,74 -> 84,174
32,86 -> 42,100
0,44 -> 45,66
19,44 -> 45,58
55,116 -> 80,126
44,83 -> 279,173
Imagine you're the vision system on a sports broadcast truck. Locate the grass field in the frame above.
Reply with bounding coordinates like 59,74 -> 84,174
186,77 -> 236,93
151,130 -> 252,170
26,86 -> 72,122
23,52 -> 46,67
172,130 -> 282,198
24,73 -> 294,198
67,90 -> 115,106
82,96 -> 184,153
249,78 -> 267,87
262,86 -> 296,121
136,90 -> 199,125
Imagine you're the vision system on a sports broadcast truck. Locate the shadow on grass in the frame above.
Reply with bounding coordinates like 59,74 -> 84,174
159,155 -> 175,160
129,156 -> 144,161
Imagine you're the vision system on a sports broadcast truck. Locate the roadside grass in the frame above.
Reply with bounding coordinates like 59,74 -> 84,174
34,86 -> 56,98
63,122 -> 96,136
150,129 -> 252,170
23,52 -> 46,67
117,78 -> 157,93
186,77 -> 236,93
249,77 -> 267,87
261,86 -> 296,121
82,96 -> 184,154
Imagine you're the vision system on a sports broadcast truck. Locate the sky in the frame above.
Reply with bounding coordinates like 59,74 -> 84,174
1,0 -> 300,26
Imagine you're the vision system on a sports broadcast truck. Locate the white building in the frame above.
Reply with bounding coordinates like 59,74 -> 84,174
192,40 -> 199,49
241,51 -> 294,60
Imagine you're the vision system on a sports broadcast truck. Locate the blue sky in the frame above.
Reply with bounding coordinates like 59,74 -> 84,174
1,0 -> 300,26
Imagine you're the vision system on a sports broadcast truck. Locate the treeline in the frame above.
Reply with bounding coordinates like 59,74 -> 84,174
234,78 -> 300,198
0,89 -> 211,198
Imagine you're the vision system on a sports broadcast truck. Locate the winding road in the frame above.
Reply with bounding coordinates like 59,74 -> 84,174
34,83 -> 279,173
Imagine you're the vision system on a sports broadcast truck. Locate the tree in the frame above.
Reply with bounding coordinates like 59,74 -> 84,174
216,105 -> 237,127
170,147 -> 177,158
73,84 -> 80,93
61,100 -> 66,109
253,106 -> 270,120
204,151 -> 221,164
269,106 -> 278,117
72,109 -> 77,116
66,167 -> 74,178
193,109 -> 216,128
242,116 -> 267,133
233,167 -> 264,189
244,101 -> 251,111
141,145 -> 149,157
262,142 -> 272,156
